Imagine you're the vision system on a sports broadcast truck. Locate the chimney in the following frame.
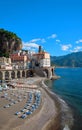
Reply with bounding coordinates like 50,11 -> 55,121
38,46 -> 42,53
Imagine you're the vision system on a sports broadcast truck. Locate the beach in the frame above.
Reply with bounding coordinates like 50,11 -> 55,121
0,76 -> 65,130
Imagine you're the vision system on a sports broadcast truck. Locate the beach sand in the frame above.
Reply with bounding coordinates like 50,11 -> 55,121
0,77 -> 62,130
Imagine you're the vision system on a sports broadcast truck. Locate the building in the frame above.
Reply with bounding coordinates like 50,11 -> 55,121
0,57 -> 11,64
40,52 -> 50,67
31,46 -> 51,68
0,57 -> 12,70
10,51 -> 30,69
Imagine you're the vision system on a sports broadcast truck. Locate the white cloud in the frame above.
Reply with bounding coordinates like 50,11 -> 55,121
56,39 -> 61,42
61,44 -> 72,51
41,38 -> 46,43
22,37 -> 46,51
47,34 -> 57,39
76,41 -> 79,44
30,38 -> 41,43
29,38 -> 46,43
23,42 -> 39,48
76,39 -> 82,44
70,46 -> 82,52
22,41 -> 39,51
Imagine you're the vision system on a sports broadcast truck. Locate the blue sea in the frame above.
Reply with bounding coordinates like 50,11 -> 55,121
46,68 -> 82,130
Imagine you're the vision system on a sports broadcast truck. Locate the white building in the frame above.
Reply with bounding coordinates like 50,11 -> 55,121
32,51 -> 51,68
40,58 -> 50,67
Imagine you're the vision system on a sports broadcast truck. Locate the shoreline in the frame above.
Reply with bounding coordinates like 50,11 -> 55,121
41,80 -> 62,130
41,79 -> 73,130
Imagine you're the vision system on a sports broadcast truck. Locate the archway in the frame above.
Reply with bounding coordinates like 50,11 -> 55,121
26,70 -> 29,77
17,71 -> 20,78
51,68 -> 54,76
0,71 -> 2,80
29,70 -> 33,77
11,71 -> 15,79
26,70 -> 33,77
5,71 -> 9,80
22,70 -> 25,77
43,69 -> 48,78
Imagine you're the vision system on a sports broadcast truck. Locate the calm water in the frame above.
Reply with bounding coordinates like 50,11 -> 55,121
46,68 -> 82,130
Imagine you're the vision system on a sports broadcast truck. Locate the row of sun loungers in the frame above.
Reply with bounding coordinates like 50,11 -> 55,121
3,91 -> 27,108
15,91 -> 41,119
2,89 -> 41,119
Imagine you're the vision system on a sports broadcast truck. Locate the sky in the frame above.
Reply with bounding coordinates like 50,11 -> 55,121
0,0 -> 82,56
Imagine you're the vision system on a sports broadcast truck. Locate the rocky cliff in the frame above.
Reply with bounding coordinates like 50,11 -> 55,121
0,29 -> 22,57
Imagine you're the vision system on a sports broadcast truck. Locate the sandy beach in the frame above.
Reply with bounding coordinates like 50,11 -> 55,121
0,77 -> 62,130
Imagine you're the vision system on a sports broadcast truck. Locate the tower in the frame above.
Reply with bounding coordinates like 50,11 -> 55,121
38,46 -> 42,53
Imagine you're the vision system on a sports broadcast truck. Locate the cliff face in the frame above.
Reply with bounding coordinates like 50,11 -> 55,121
0,29 -> 22,57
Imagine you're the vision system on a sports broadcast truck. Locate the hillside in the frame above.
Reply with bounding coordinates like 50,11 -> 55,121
51,51 -> 82,67
0,29 -> 22,57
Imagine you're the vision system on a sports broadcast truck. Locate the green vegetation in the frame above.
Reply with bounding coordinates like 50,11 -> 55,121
0,28 -> 22,57
51,51 -> 82,67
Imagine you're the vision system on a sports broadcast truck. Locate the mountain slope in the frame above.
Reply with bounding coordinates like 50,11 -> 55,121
51,51 -> 82,67
0,29 -> 22,57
